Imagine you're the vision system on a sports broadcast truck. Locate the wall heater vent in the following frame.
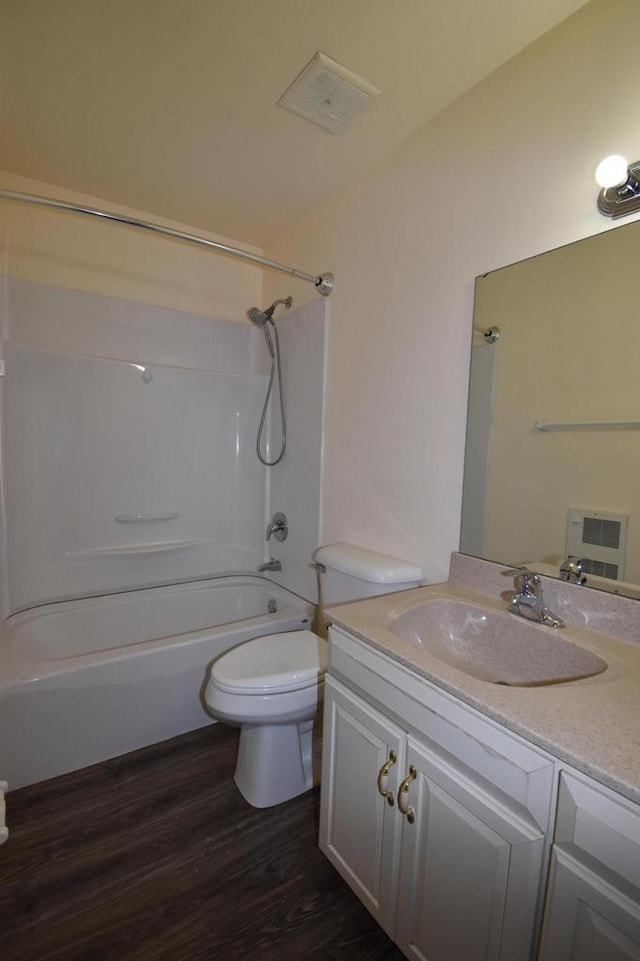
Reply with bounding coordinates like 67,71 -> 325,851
566,508 -> 628,581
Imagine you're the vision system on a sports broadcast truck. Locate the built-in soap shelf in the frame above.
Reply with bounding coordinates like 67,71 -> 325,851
67,539 -> 209,558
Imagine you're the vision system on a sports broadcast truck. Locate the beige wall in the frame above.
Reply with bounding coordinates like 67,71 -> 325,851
263,0 -> 640,583
0,171 -> 263,326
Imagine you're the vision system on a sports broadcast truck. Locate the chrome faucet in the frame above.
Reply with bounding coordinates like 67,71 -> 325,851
559,555 -> 587,585
507,570 -> 565,628
257,558 -> 281,572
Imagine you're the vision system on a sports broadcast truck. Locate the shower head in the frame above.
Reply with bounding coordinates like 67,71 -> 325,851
247,306 -> 269,327
247,296 -> 292,326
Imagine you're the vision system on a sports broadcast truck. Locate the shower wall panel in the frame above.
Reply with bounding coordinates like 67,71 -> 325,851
3,277 -> 266,374
0,279 -> 327,616
268,298 -> 327,604
2,343 -> 267,614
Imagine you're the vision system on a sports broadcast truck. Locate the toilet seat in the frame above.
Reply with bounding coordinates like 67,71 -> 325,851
210,630 -> 327,695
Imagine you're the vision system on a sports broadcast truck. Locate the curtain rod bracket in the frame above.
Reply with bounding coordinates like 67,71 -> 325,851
314,273 -> 334,297
473,324 -> 500,344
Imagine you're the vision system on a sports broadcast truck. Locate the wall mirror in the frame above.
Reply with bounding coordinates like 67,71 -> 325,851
461,217 -> 640,600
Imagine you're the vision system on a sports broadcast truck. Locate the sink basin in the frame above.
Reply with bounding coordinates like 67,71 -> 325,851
388,598 -> 607,686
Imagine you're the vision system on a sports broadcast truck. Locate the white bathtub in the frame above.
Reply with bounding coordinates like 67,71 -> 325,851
0,575 -> 314,790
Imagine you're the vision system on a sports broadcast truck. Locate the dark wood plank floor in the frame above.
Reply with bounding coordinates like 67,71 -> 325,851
0,725 -> 406,961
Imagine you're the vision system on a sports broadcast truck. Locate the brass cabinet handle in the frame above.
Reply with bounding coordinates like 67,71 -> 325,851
377,750 -> 397,806
397,765 -> 417,824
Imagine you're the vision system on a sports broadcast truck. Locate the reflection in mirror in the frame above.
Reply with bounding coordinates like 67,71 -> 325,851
461,218 -> 640,601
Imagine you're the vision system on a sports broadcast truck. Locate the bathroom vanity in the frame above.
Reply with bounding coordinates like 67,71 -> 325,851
319,554 -> 640,961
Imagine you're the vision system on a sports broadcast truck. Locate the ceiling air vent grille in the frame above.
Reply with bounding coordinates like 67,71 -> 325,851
278,51 -> 381,134
566,508 -> 628,581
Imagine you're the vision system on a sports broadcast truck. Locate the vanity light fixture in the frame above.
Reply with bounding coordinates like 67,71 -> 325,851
595,154 -> 640,218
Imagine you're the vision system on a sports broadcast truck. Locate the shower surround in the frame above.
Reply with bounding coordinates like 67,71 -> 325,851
0,277 -> 327,787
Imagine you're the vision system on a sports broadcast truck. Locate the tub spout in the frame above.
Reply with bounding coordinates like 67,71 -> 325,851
258,558 -> 282,572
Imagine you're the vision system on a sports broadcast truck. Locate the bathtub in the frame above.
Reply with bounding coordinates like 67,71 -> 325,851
0,575 -> 314,790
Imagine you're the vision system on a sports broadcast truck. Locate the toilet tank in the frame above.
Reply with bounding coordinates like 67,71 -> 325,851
313,542 -> 424,605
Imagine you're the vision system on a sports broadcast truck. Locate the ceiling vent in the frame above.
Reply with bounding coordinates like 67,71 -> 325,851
278,51 -> 381,134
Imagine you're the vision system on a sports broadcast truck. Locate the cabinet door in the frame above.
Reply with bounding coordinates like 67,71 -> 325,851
395,735 -> 545,961
539,848 -> 640,961
319,676 -> 406,936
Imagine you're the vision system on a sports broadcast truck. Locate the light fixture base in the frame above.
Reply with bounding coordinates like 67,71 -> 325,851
597,160 -> 640,218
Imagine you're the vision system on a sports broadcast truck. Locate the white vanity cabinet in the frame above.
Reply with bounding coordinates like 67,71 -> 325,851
539,772 -> 640,961
394,733 -> 548,961
320,626 -> 557,961
320,676 -> 406,935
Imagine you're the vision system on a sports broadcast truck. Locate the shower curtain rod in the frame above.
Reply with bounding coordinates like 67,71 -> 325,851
0,189 -> 335,297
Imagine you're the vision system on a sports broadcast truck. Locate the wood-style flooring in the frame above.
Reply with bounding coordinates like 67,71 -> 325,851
0,725 -> 406,961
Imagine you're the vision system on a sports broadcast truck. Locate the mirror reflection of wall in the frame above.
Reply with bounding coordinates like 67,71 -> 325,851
461,218 -> 640,597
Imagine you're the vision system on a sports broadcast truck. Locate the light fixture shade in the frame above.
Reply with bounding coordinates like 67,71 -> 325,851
595,155 -> 629,189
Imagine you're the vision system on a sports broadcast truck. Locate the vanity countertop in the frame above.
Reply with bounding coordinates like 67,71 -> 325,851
326,553 -> 640,805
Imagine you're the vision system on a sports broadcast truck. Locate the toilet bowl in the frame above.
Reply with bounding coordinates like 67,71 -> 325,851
204,543 -> 424,808
204,630 -> 327,808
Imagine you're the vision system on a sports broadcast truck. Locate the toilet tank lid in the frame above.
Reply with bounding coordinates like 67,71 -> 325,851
313,543 -> 424,584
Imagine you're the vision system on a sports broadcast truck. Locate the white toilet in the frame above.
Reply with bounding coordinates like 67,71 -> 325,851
204,542 -> 424,808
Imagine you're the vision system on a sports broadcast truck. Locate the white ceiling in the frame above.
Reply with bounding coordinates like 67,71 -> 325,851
1,0 -> 589,247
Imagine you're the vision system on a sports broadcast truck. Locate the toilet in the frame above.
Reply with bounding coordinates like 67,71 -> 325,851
204,542 -> 424,808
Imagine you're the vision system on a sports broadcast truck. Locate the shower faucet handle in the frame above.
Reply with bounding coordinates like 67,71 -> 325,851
266,512 -> 289,542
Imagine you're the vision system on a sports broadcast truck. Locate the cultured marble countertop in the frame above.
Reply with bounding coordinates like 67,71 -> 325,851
326,552 -> 640,805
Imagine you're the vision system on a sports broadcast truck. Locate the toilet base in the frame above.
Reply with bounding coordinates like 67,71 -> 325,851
234,716 -> 321,808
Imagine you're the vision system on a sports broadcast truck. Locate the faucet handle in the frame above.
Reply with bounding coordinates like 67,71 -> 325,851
514,571 -> 540,594
265,511 -> 289,542
507,569 -> 540,594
